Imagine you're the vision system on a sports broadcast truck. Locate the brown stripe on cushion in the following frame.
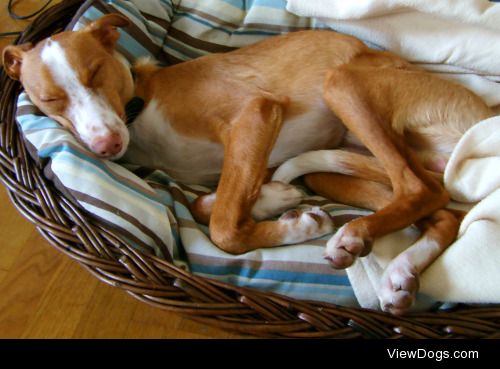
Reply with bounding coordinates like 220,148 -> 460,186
166,204 -> 177,219
69,189 -> 172,259
239,22 -> 315,33
163,36 -> 210,60
176,4 -> 242,29
177,217 -> 200,230
146,181 -> 208,200
143,12 -> 172,32
169,185 -> 192,209
16,104 -> 44,117
144,183 -> 190,224
147,184 -> 198,224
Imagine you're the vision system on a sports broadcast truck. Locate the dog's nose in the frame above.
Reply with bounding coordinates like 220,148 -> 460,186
90,133 -> 123,157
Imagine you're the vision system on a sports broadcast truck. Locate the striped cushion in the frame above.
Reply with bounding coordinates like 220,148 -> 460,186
15,0 -> 363,307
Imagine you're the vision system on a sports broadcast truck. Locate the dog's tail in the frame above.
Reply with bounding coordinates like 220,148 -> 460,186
272,150 -> 391,185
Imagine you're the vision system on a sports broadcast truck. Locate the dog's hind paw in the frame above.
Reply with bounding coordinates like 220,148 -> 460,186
379,257 -> 419,315
279,207 -> 334,244
252,181 -> 304,221
324,222 -> 373,269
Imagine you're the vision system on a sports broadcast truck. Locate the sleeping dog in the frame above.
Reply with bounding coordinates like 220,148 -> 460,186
3,14 -> 494,314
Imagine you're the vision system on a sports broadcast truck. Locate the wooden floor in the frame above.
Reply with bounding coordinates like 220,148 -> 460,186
0,0 -> 247,339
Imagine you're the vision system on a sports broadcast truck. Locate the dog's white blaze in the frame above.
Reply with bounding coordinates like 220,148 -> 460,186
40,39 -> 128,151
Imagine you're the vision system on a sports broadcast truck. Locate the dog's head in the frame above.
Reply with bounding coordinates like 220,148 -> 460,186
3,14 -> 134,159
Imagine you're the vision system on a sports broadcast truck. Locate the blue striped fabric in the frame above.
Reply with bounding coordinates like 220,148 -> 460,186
15,0 -> 365,307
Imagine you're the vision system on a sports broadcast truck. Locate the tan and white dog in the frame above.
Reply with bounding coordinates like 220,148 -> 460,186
3,14 -> 494,314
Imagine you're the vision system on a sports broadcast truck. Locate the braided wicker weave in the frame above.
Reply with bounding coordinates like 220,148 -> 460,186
1,0 -> 500,339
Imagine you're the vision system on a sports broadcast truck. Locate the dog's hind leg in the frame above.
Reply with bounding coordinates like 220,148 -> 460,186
304,172 -> 392,212
322,66 -> 450,269
208,97 -> 333,254
304,172 -> 462,314
378,208 -> 463,314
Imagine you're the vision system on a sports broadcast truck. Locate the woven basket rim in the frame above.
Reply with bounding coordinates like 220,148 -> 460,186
1,0 -> 500,339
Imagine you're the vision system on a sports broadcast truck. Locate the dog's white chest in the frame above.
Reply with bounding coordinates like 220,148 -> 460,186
124,99 -> 344,186
125,100 -> 225,186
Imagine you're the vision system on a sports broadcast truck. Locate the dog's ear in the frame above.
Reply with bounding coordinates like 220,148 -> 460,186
85,13 -> 130,50
2,43 -> 33,80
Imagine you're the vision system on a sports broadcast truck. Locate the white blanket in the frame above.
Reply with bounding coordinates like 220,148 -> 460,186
286,0 -> 500,309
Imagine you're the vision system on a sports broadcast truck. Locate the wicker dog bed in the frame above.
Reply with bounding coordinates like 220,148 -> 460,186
1,0 -> 500,339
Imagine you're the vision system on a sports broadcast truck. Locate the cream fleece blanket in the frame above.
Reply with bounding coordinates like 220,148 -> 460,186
350,117 -> 500,309
285,0 -> 500,309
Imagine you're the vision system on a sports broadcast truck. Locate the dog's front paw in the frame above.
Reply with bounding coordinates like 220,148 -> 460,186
379,257 -> 419,315
252,181 -> 304,220
324,222 -> 373,269
279,207 -> 334,244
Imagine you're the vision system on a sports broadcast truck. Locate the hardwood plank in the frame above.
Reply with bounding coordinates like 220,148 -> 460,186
123,299 -> 248,338
72,281 -> 247,338
0,269 -> 7,287
21,258 -> 99,338
122,301 -> 184,339
174,316 -> 250,339
0,230 -> 66,338
0,190 -> 39,274
72,281 -> 143,339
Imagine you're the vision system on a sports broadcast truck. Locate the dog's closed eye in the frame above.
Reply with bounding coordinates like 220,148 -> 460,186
89,65 -> 101,81
85,62 -> 104,86
40,96 -> 61,103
